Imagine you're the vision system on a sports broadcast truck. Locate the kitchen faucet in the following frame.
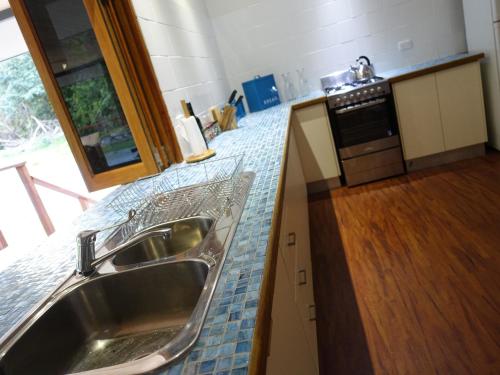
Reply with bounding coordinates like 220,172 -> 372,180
76,209 -> 171,275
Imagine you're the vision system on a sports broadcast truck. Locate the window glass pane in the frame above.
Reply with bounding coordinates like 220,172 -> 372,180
25,0 -> 141,174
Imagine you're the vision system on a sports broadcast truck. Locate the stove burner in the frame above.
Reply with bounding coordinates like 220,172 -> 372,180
324,76 -> 385,93
337,82 -> 355,89
323,75 -> 391,110
356,76 -> 385,84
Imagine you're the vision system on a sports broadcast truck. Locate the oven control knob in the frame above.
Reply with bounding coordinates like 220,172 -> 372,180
363,90 -> 368,95
336,97 -> 341,103
349,94 -> 355,99
377,86 -> 383,92
370,88 -> 375,94
356,92 -> 361,97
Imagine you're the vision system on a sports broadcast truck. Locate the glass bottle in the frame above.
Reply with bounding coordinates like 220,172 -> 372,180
297,68 -> 311,97
281,72 -> 298,101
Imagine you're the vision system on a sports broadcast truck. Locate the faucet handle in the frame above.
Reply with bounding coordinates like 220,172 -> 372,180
76,230 -> 99,244
76,230 -> 99,276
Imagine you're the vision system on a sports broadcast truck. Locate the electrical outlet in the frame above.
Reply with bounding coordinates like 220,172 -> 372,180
398,39 -> 414,51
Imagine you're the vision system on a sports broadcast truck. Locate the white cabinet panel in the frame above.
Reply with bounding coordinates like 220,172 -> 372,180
269,127 -> 318,375
293,103 -> 341,183
266,249 -> 315,375
436,62 -> 488,151
393,74 -> 445,160
286,130 -> 318,371
492,0 -> 500,22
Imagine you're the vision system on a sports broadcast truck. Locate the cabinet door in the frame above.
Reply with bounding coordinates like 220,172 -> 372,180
267,247 -> 316,375
393,74 -> 445,159
279,129 -> 304,293
279,198 -> 297,291
436,62 -> 488,151
281,129 -> 311,300
285,128 -> 319,373
293,103 -> 341,183
293,167 -> 319,373
280,129 -> 303,282
278,154 -> 295,287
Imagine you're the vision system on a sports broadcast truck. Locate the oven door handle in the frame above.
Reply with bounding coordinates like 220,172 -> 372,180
335,97 -> 387,114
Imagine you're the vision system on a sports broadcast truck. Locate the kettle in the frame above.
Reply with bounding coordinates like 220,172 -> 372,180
354,56 -> 375,81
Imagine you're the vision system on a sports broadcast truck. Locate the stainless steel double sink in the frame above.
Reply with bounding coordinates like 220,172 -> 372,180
0,172 -> 254,375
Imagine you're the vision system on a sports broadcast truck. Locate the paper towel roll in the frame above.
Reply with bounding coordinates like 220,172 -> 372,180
182,116 -> 208,156
174,115 -> 193,159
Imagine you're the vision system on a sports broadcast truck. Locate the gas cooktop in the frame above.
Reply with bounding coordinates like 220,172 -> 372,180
321,74 -> 390,109
324,76 -> 385,95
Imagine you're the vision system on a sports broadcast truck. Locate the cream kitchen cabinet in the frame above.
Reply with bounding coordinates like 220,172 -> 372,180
266,127 -> 319,375
393,74 -> 445,159
436,62 -> 488,151
266,247 -> 316,375
393,61 -> 487,161
280,127 -> 318,369
292,103 -> 341,191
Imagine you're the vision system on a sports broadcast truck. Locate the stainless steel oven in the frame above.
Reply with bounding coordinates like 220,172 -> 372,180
324,78 -> 405,186
333,97 -> 397,147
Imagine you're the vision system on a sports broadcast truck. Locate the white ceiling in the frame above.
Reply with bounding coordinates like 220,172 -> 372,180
0,0 -> 9,11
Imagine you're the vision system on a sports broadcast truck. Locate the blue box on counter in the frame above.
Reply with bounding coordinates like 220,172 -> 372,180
242,74 -> 281,113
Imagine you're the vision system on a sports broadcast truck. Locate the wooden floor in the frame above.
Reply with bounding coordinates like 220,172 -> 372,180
309,152 -> 500,375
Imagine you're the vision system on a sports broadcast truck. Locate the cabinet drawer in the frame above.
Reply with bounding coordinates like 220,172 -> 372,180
342,147 -> 405,186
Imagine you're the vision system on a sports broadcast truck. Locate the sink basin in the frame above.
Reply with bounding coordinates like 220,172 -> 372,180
0,260 -> 209,374
112,217 -> 214,268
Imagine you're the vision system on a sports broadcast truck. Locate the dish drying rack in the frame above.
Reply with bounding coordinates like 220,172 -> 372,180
106,155 -> 245,239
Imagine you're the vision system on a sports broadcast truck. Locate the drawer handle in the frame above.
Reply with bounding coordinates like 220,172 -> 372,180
309,305 -> 316,321
298,269 -> 307,285
287,232 -> 296,246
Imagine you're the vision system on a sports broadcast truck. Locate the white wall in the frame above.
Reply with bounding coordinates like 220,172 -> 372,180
205,0 -> 467,97
0,16 -> 28,62
132,0 -> 229,121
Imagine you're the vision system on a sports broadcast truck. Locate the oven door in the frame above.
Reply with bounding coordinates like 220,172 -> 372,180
332,97 -> 398,149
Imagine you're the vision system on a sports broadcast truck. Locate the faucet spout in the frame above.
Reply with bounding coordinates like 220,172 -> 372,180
76,209 -> 137,276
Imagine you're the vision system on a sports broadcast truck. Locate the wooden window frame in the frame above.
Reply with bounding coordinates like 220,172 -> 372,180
9,0 -> 182,191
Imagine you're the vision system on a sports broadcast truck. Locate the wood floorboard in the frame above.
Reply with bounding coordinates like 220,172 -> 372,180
309,152 -> 500,375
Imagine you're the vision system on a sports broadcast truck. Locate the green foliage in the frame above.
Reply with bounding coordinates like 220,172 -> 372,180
0,51 -> 125,149
0,53 -> 57,147
0,53 -> 55,120
61,75 -> 121,137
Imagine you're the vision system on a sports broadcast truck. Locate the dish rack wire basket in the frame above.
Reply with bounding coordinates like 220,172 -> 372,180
106,155 -> 244,238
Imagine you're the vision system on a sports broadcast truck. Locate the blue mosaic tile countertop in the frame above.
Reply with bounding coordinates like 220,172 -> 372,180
380,52 -> 483,81
0,92 -> 325,374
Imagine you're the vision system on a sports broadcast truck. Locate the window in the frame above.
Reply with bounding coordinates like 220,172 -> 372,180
10,0 -> 182,191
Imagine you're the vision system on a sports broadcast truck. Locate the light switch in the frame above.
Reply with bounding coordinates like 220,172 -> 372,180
398,39 -> 414,51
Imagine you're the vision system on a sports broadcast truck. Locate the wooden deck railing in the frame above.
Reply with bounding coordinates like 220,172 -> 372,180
0,161 -> 96,248
0,230 -> 7,251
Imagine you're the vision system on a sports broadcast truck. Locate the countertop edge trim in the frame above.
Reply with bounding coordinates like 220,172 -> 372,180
292,96 -> 327,109
388,53 -> 485,84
